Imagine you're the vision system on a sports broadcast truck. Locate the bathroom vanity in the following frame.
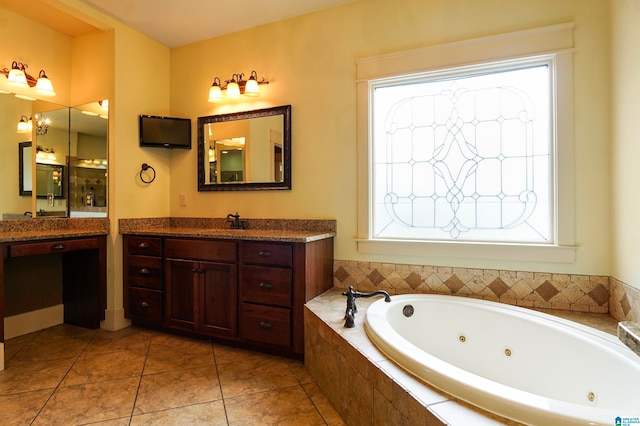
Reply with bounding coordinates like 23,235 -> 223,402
0,218 -> 109,370
120,217 -> 335,358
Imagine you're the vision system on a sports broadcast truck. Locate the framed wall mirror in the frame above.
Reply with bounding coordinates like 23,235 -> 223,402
197,105 -> 291,191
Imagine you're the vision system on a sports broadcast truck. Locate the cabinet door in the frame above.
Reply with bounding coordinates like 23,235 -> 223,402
200,261 -> 237,338
164,258 -> 198,331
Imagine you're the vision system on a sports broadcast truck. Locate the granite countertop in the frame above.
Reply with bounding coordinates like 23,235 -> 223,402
0,218 -> 110,243
119,217 -> 336,243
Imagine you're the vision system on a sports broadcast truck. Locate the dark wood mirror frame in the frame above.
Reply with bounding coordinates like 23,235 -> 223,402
19,141 -> 32,196
197,105 -> 291,191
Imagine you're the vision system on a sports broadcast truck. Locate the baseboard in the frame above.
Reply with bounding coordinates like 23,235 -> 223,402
4,304 -> 64,339
100,308 -> 131,331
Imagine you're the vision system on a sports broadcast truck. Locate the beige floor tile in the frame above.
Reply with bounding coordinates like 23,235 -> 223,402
304,381 -> 346,426
285,358 -> 315,384
226,386 -> 326,426
217,352 -> 299,398
84,326 -> 154,354
0,358 -> 74,394
131,400 -> 228,425
0,388 -> 53,425
10,325 -> 94,364
143,337 -> 215,374
134,365 -> 222,414
32,377 -> 140,425
212,343 -> 270,365
2,332 -> 37,362
61,350 -> 147,386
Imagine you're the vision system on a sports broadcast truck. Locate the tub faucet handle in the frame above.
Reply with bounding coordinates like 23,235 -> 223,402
341,286 -> 391,328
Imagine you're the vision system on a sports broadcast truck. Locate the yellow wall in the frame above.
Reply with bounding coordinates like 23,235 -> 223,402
170,0 -> 611,276
611,0 -> 640,291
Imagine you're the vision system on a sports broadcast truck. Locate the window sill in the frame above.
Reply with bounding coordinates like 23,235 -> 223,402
356,239 -> 577,263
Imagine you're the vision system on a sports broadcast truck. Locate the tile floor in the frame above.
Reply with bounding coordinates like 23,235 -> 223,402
0,325 -> 346,425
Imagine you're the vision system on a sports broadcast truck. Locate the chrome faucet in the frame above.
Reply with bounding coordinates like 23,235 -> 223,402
226,212 -> 246,229
341,285 -> 391,328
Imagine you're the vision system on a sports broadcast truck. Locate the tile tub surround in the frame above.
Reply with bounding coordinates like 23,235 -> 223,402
618,322 -> 640,357
333,260 -> 640,322
304,288 -> 620,426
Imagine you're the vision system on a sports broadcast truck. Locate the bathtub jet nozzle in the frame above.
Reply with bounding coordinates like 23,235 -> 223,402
341,286 -> 391,328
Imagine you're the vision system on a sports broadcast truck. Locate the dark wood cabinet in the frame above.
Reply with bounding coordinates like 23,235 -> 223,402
123,233 -> 333,358
165,258 -> 237,338
123,236 -> 163,326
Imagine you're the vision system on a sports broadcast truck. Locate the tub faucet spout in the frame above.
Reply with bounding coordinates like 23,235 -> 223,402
341,286 -> 391,328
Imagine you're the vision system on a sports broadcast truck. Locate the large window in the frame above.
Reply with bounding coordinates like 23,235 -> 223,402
371,60 -> 553,244
356,23 -> 576,262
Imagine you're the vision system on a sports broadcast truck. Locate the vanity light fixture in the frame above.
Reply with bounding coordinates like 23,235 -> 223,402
1,61 -> 56,97
17,115 -> 32,133
208,70 -> 268,102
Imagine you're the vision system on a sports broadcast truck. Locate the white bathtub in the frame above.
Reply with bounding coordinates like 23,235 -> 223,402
364,294 -> 640,425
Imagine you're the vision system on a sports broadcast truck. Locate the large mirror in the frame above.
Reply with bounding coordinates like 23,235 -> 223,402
0,94 -> 65,219
68,102 -> 108,218
0,93 -> 108,219
198,105 -> 291,191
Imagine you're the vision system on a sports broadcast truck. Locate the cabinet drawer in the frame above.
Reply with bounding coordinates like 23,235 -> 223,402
127,255 -> 162,289
241,304 -> 291,347
240,266 -> 292,307
129,287 -> 162,322
241,242 -> 292,267
165,238 -> 237,262
8,237 -> 99,257
127,236 -> 162,256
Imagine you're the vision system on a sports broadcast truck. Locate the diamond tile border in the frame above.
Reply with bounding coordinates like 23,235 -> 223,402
333,260 -> 618,314
610,277 -> 640,322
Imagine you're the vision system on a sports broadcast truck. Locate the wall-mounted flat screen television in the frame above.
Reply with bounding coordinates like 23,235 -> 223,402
139,115 -> 192,149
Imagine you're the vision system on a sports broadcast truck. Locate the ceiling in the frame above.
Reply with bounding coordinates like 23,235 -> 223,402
78,0 -> 354,48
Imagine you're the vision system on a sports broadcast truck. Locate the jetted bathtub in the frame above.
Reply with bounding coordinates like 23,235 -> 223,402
364,294 -> 640,425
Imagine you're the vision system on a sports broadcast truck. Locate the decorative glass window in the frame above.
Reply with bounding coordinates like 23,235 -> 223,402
370,59 -> 554,244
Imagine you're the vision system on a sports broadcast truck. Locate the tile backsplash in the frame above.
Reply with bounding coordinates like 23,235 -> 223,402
333,260 -> 640,321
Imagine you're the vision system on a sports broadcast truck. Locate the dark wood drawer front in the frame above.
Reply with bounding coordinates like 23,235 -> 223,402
129,287 -> 162,322
241,242 -> 292,267
240,266 -> 292,307
8,237 -> 99,257
127,256 -> 162,289
127,236 -> 162,256
241,304 -> 291,347
165,239 -> 237,262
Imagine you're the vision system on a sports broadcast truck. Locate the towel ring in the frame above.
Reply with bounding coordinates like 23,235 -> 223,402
140,163 -> 156,184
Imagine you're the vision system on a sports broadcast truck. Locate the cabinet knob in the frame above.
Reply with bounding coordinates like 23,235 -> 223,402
140,301 -> 150,308
51,244 -> 66,250
138,242 -> 149,248
258,250 -> 272,257
258,282 -> 273,289
259,321 -> 272,329
139,268 -> 150,275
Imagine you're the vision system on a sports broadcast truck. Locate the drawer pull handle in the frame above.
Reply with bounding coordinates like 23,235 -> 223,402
139,268 -> 150,275
51,244 -> 66,250
258,282 -> 273,289
258,250 -> 272,257
137,242 -> 149,248
141,301 -> 150,308
259,321 -> 272,329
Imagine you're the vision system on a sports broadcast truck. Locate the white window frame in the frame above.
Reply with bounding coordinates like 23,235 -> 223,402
356,23 -> 576,263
